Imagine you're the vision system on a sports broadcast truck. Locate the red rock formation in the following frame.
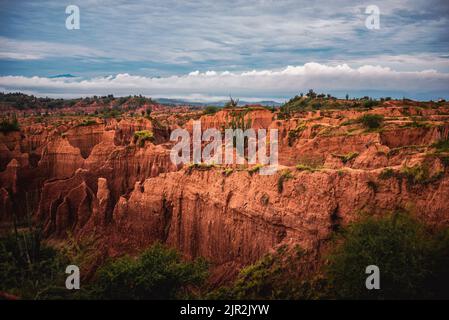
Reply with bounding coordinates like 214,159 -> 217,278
1,102 -> 449,276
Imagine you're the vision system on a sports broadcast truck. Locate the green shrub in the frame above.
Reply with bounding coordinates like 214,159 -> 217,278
379,168 -> 395,179
222,168 -> 234,176
287,123 -> 307,146
327,213 -> 449,299
92,243 -> 208,299
248,164 -> 264,175
399,165 -> 443,185
203,106 -> 220,115
333,152 -> 359,164
432,139 -> 449,153
133,130 -> 154,147
367,180 -> 378,193
358,114 -> 384,129
76,119 -> 97,127
277,170 -> 293,193
0,231 -> 69,299
0,117 -> 20,133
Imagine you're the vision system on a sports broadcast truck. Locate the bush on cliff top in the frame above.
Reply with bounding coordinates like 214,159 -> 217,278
358,114 -> 384,129
133,130 -> 154,147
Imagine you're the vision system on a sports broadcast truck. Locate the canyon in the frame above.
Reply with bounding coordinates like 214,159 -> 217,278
1,97 -> 449,281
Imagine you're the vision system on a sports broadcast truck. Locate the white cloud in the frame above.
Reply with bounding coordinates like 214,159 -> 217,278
0,62 -> 448,100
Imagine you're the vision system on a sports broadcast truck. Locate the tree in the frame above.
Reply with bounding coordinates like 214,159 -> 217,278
224,96 -> 239,109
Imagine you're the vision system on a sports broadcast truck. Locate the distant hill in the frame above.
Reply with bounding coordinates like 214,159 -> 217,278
155,98 -> 282,107
48,74 -> 77,78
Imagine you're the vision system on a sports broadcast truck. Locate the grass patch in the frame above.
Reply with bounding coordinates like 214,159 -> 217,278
186,162 -> 216,174
400,165 -> 443,185
296,164 -> 320,172
222,168 -> 234,177
379,165 -> 443,185
247,164 -> 264,176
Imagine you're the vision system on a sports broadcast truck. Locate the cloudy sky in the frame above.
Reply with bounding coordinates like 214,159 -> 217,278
0,0 -> 449,101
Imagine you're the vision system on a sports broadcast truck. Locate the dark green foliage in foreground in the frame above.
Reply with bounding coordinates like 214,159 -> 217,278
209,213 -> 449,300
2,213 -> 448,300
92,243 -> 208,299
358,114 -> 384,129
327,213 -> 449,299
0,116 -> 20,133
0,231 -> 69,299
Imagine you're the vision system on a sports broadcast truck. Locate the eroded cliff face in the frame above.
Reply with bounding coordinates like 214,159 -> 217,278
1,103 -> 449,276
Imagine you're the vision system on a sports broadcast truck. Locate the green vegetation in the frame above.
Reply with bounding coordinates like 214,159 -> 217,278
367,180 -> 378,193
379,165 -> 443,186
399,165 -> 443,185
186,162 -> 216,174
0,236 -> 208,300
363,99 -> 380,109
287,123 -> 307,146
91,243 -> 208,299
358,114 -> 384,130
296,164 -> 321,172
327,213 -> 449,299
133,130 -> 154,147
224,97 -> 239,109
277,170 -> 293,193
76,119 -> 97,127
209,213 -> 449,300
333,151 -> 359,164
432,138 -> 449,153
0,116 -> 20,133
401,120 -> 431,129
0,93 -> 154,111
203,106 -> 220,115
0,231 -> 69,299
247,164 -> 264,175
222,168 -> 234,176
2,212 -> 449,300
207,245 -> 321,299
